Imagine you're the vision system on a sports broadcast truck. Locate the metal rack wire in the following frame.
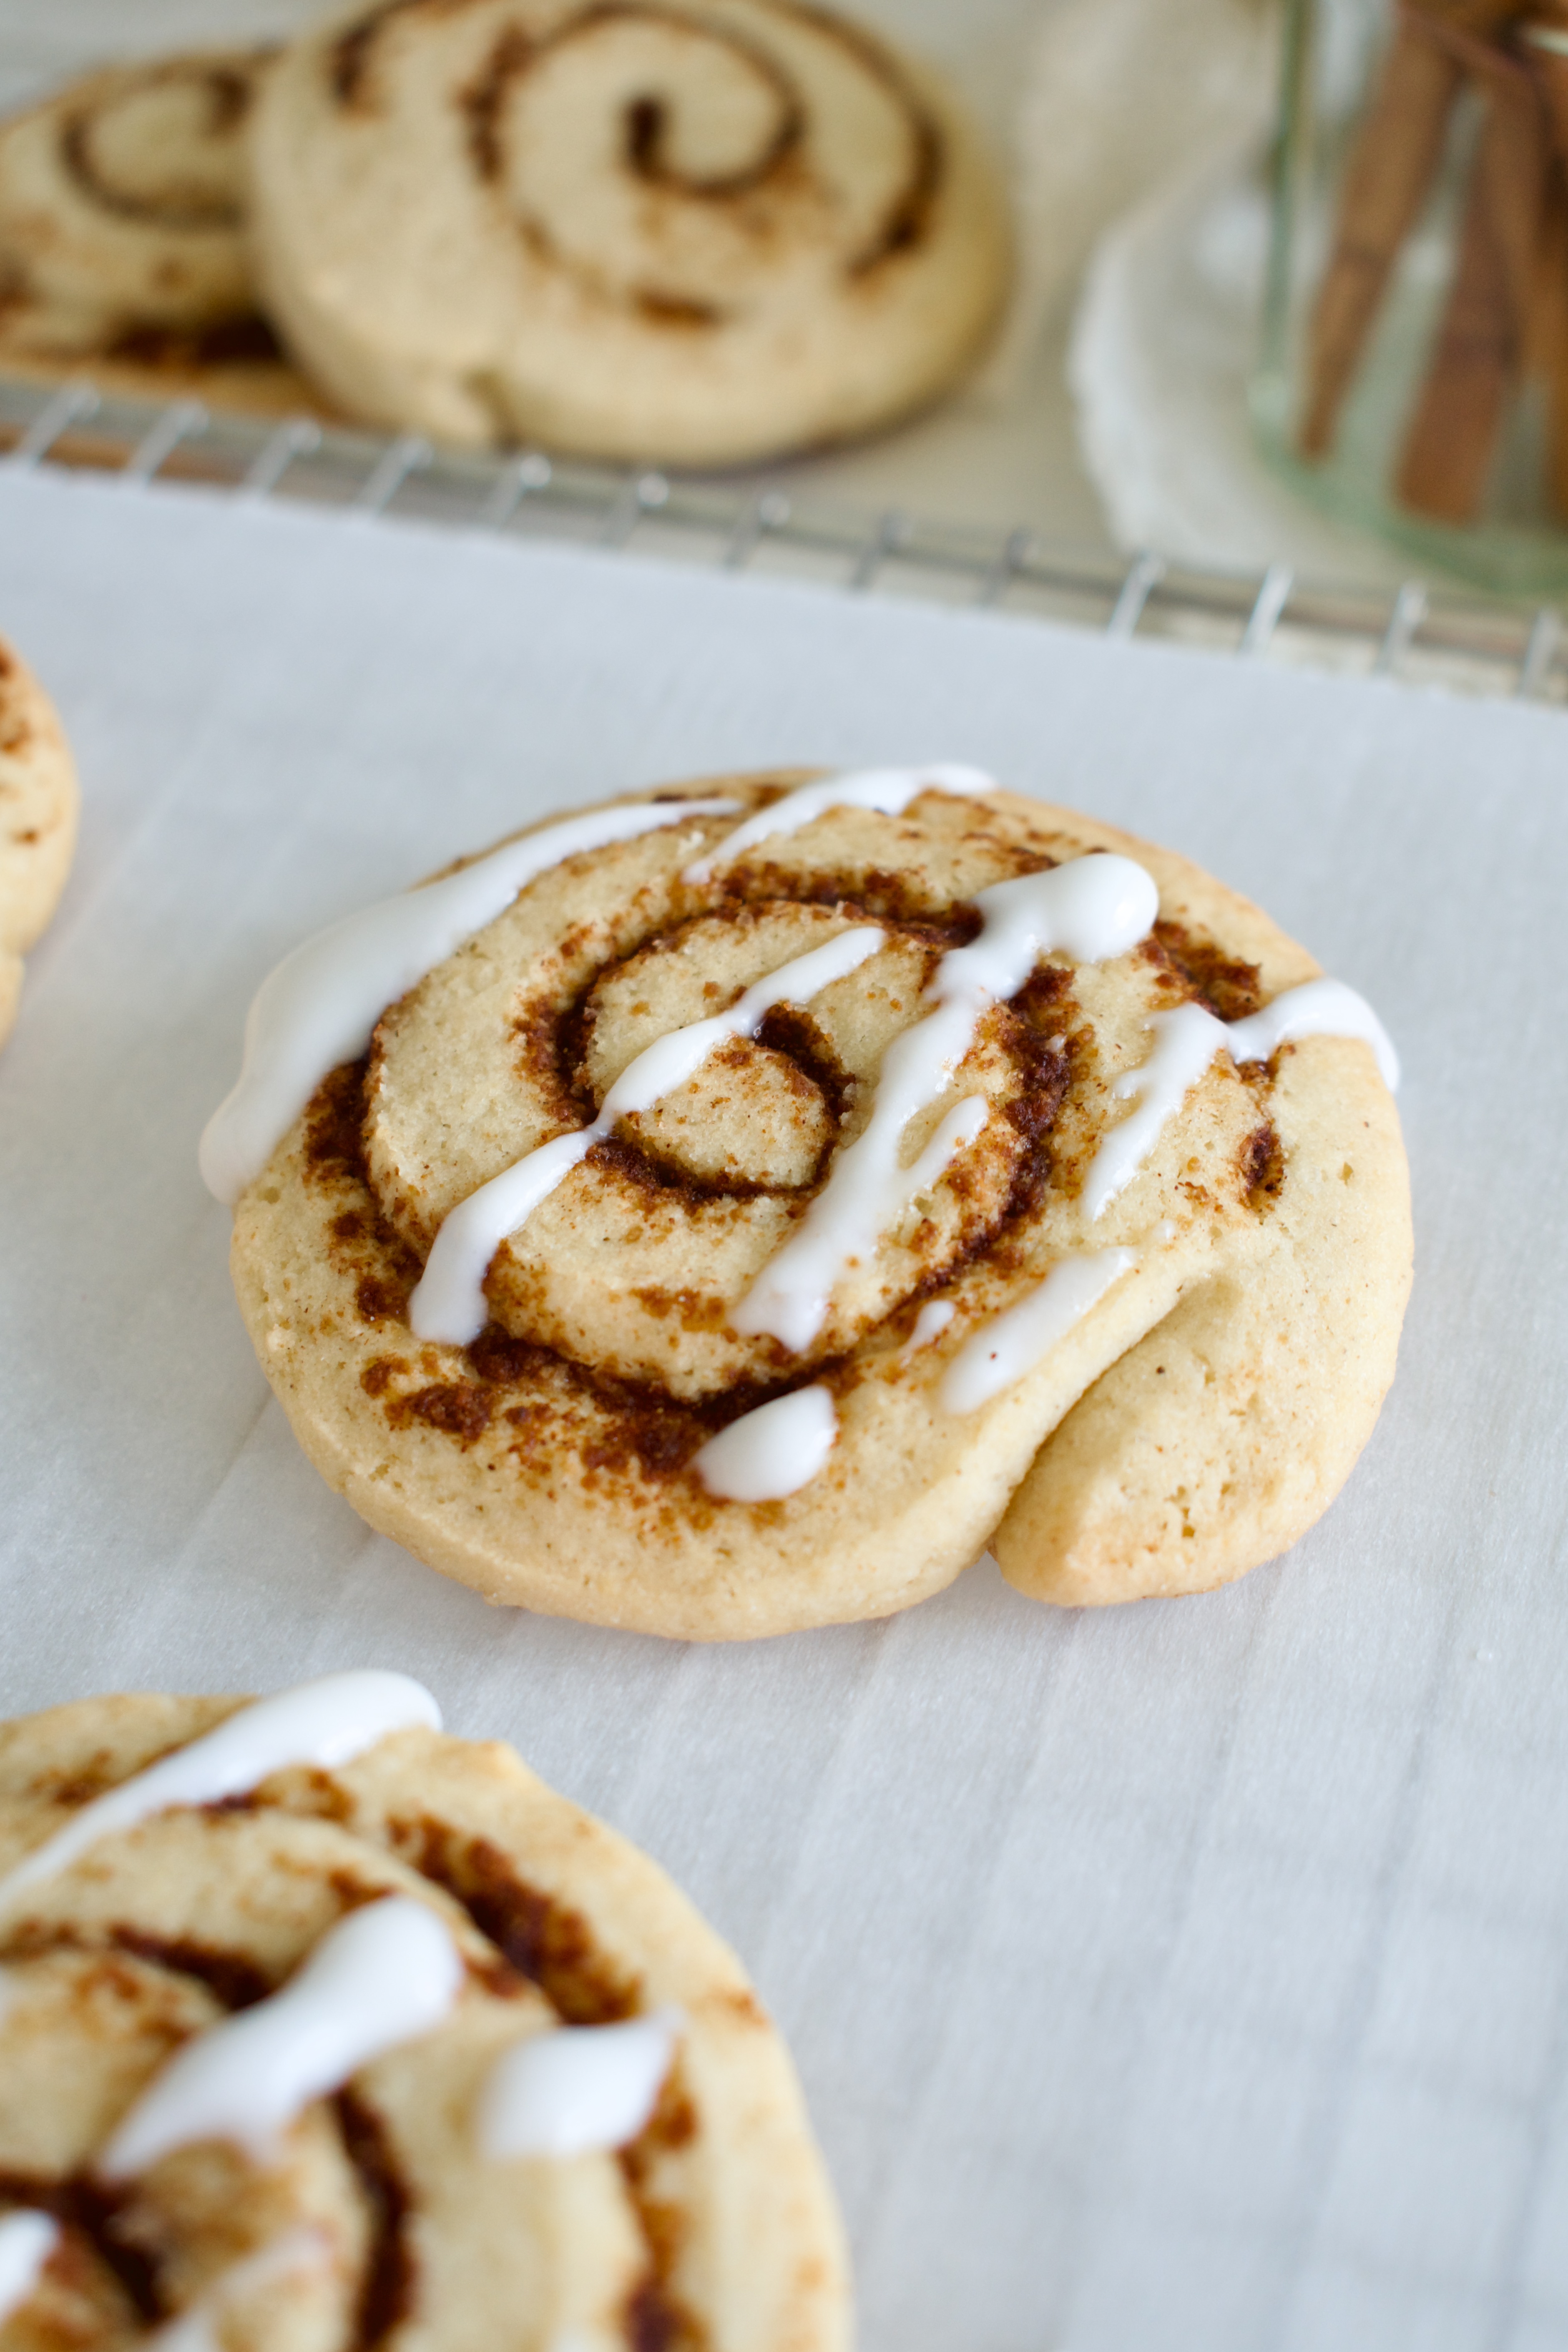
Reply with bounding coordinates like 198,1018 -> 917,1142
4,373 -> 1563,706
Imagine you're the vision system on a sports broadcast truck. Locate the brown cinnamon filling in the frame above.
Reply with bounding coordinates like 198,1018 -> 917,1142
335,2089 -> 416,2349
400,1820 -> 638,2022
102,1931 -> 273,2012
402,1822 -> 702,2352
0,2170 -> 163,2324
1241,1121 -> 1285,1210
1149,920 -> 1264,1023
104,314 -> 284,372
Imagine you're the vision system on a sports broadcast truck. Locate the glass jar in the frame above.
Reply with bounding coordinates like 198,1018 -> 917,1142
1254,0 -> 1568,593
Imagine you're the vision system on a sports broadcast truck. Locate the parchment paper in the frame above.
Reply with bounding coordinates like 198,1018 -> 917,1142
2,462 -> 1565,2352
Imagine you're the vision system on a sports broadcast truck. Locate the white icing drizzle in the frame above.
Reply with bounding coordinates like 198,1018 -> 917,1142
939,1249 -> 1138,1415
0,1672 -> 440,1920
692,1386 -> 837,1503
409,924 -> 885,1347
682,764 -> 993,884
1227,976 -> 1400,1092
904,1299 -> 955,1357
734,855 -> 1160,1352
0,2211 -> 58,2327
199,797 -> 742,1205
1083,977 -> 1400,1224
1082,1001 -> 1230,1225
478,2007 -> 683,2161
99,1896 -> 463,2179
146,2228 -> 333,2352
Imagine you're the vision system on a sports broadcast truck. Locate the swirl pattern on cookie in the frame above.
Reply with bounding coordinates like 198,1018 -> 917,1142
0,1677 -> 846,2349
248,0 -> 1010,461
209,768 -> 1411,1633
0,53 -> 274,362
0,636 -> 78,1054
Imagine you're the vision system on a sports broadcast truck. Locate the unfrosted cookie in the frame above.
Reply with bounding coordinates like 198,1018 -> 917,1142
201,769 -> 1411,1638
248,0 -> 1010,463
0,49 -> 317,415
0,636 -> 77,1052
0,1670 -> 847,2351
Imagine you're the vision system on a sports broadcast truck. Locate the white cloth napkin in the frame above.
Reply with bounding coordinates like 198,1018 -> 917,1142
1,461 -> 1565,2349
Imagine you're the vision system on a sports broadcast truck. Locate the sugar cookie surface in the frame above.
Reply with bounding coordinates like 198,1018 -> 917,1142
214,771 -> 1411,1637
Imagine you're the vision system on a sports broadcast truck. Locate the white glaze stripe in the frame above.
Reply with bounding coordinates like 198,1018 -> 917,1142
904,1299 -> 955,1357
147,2228 -> 332,2352
0,1671 -> 440,1917
1083,978 -> 1400,1224
940,1250 -> 1137,1415
734,855 -> 1160,1352
409,925 -> 885,1347
1227,976 -> 1399,1091
479,2008 -> 683,2160
199,797 -> 742,1205
1083,1001 -> 1229,1224
683,764 -> 992,883
692,1386 -> 837,1503
0,2211 -> 58,2327
99,1897 -> 463,2178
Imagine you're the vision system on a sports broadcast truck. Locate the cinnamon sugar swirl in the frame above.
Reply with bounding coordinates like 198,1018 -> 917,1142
0,636 -> 77,1053
248,0 -> 1009,462
204,771 -> 1411,1637
0,1671 -> 846,2350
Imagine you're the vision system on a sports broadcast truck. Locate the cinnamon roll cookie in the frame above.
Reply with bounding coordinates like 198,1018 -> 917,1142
0,1669 -> 847,2351
248,0 -> 1009,462
0,636 -> 77,1052
0,50 -> 311,414
201,769 -> 1411,1638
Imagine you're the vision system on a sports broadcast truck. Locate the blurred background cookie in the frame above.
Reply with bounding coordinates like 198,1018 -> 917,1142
248,0 -> 1010,463
0,1670 -> 848,2351
0,48 -> 320,419
0,633 -> 77,1052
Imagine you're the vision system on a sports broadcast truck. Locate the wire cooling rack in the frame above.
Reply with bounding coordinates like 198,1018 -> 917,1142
4,372 -> 1565,706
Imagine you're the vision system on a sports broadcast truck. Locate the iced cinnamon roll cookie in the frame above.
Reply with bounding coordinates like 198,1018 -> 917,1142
0,1669 -> 847,2351
0,636 -> 78,1052
248,0 -> 1009,462
201,769 -> 1410,1636
0,49 -> 313,413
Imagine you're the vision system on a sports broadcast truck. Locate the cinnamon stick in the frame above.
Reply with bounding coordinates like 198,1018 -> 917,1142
1300,0 -> 1520,460
1396,55 -> 1548,519
1516,7 -> 1568,514
1521,1 -> 1568,156
1527,158 -> 1568,518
